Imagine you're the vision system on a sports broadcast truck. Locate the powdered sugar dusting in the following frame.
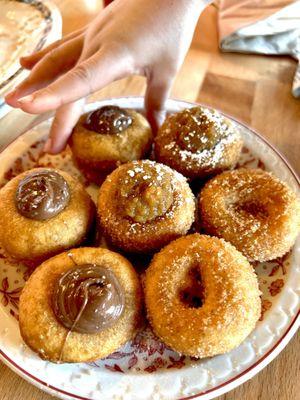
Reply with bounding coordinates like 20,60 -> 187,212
0,104 -> 298,382
155,106 -> 243,175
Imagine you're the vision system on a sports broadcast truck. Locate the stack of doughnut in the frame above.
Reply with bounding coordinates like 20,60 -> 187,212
1,104 -> 299,363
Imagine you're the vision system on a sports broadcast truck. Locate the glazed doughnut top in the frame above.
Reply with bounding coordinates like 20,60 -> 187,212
117,161 -> 174,223
52,264 -> 125,334
84,105 -> 133,134
15,170 -> 70,220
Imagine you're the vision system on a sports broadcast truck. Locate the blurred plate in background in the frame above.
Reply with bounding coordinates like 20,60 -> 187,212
0,0 -> 62,118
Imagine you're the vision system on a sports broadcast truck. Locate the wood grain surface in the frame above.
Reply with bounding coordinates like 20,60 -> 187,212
0,1 -> 299,399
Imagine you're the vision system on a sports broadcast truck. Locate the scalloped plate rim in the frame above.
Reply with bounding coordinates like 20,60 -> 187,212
0,96 -> 299,400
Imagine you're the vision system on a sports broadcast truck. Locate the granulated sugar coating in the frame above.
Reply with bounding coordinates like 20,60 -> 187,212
154,106 -> 243,180
97,160 -> 195,253
118,161 -> 174,223
199,168 -> 300,262
145,234 -> 261,358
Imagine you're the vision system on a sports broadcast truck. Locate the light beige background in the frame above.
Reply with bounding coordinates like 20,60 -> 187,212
0,1 -> 299,399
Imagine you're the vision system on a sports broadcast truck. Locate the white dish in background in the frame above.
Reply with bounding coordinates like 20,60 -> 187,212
0,97 -> 299,400
0,0 -> 62,118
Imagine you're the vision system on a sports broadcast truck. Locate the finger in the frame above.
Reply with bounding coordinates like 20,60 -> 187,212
144,71 -> 174,133
17,49 -> 132,114
20,27 -> 85,69
5,36 -> 83,107
44,99 -> 85,154
103,0 -> 114,6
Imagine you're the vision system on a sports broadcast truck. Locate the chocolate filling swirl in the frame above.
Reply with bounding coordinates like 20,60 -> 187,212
84,105 -> 132,134
15,170 -> 70,221
52,264 -> 125,334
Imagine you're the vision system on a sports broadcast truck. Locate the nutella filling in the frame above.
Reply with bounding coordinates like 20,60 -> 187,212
15,170 -> 70,220
52,264 -> 125,334
84,105 -> 132,134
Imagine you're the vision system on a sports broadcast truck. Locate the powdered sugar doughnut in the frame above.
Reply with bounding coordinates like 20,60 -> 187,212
97,160 -> 195,253
154,106 -> 243,180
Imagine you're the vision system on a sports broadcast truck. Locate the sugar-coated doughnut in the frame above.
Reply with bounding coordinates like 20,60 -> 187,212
199,168 -> 300,261
145,234 -> 261,358
97,160 -> 195,253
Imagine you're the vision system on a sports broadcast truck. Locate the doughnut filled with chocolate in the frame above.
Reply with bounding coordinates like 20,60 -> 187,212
199,168 -> 300,261
145,234 -> 261,358
15,170 -> 70,220
69,105 -> 153,184
154,106 -> 243,180
98,160 -> 195,253
52,264 -> 125,334
0,168 -> 95,266
19,247 -> 142,362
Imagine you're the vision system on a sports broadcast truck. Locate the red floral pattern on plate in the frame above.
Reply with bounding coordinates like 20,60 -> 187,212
0,140 -> 291,373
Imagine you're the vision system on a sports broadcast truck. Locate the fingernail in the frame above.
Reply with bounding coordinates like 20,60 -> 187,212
18,94 -> 34,104
43,138 -> 52,153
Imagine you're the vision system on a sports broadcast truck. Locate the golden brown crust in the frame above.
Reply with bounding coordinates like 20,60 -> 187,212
199,168 -> 300,262
145,234 -> 261,358
154,106 -> 243,180
69,109 -> 153,183
19,247 -> 143,363
97,160 -> 195,253
0,168 -> 95,265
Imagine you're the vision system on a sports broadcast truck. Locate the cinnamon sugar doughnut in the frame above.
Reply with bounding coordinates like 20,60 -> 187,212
154,106 -> 243,180
199,168 -> 300,262
97,160 -> 195,253
145,234 -> 261,358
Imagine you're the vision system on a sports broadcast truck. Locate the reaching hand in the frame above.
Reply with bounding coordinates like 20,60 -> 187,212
5,0 -> 208,153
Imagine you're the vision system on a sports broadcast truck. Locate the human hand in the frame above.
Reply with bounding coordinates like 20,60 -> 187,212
5,0 -> 209,154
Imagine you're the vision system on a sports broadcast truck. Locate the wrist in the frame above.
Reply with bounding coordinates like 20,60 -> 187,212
179,0 -> 213,12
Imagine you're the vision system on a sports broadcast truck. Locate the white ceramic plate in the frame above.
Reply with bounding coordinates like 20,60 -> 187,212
0,97 -> 299,400
0,0 -> 62,118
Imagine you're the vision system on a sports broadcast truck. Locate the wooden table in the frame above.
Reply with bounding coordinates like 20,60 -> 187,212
0,1 -> 299,399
